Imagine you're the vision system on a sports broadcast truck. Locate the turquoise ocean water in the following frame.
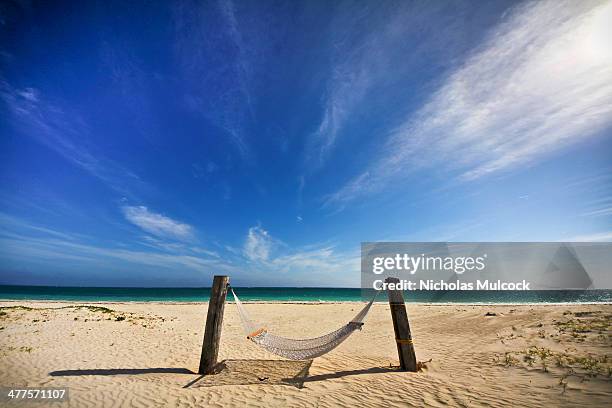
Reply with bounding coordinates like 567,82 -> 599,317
0,285 -> 610,303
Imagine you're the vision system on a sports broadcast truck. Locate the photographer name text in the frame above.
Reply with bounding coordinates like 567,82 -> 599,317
373,279 -> 531,291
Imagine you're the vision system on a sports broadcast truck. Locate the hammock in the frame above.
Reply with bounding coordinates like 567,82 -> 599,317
230,287 -> 377,360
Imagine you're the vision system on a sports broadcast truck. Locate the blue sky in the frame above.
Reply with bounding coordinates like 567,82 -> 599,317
0,0 -> 611,287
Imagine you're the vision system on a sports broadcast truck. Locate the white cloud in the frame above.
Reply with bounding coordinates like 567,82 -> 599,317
122,206 -> 194,241
327,0 -> 612,206
240,225 -> 359,286
271,245 -> 358,276
244,226 -> 272,261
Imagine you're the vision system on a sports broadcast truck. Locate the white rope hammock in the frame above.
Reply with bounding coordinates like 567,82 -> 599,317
230,287 -> 377,360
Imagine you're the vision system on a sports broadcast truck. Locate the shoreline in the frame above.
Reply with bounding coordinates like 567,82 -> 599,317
2,299 -> 611,306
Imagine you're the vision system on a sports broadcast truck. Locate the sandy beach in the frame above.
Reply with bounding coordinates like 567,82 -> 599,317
0,301 -> 610,407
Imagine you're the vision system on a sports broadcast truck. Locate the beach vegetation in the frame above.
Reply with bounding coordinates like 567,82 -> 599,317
67,305 -> 115,314
555,314 -> 610,334
0,306 -> 33,311
500,352 -> 519,367
498,346 -> 610,381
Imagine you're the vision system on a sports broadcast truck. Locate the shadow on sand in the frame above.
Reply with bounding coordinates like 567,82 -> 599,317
49,368 -> 195,376
49,362 -> 400,389
188,359 -> 313,388
302,366 -> 399,383
185,359 -> 400,389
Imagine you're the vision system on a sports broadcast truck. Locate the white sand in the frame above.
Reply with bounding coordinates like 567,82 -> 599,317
0,301 -> 610,407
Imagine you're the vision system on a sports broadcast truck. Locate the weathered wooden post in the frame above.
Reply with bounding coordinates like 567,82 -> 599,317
386,277 -> 417,371
199,275 -> 229,374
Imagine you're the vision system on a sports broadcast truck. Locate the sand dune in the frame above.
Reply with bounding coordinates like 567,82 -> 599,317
0,301 -> 610,407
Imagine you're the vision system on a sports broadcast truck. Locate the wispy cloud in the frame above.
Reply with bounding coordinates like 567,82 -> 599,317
217,0 -> 253,116
581,207 -> 612,218
0,213 -> 85,242
138,235 -> 220,258
326,0 -> 612,207
0,233 -> 234,274
241,225 -> 358,286
173,0 -> 258,160
304,1 -> 478,173
306,62 -> 370,169
303,4 -> 378,170
271,245 -> 358,278
0,80 -> 145,197
243,226 -> 272,262
122,206 -> 194,241
0,217 -> 234,281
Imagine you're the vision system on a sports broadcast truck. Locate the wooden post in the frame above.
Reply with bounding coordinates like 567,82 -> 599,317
386,277 -> 417,371
199,275 -> 229,374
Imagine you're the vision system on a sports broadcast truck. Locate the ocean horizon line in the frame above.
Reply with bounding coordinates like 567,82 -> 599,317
0,285 -> 610,304
0,284 -> 361,289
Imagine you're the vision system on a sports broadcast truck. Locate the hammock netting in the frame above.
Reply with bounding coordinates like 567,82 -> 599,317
231,288 -> 376,360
